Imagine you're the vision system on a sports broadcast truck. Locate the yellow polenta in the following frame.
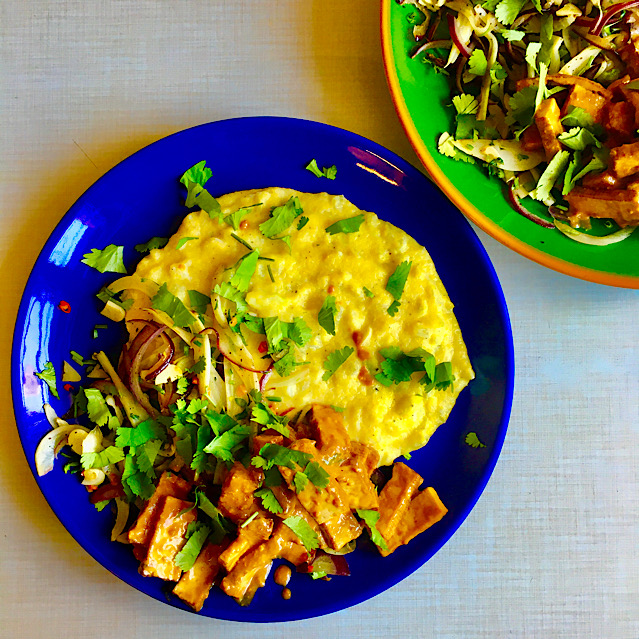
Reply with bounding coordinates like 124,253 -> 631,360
135,188 -> 473,465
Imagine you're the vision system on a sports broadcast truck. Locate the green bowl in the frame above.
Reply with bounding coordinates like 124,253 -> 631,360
381,0 -> 639,288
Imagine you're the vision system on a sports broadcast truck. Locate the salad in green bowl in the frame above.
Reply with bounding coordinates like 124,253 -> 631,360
382,0 -> 639,287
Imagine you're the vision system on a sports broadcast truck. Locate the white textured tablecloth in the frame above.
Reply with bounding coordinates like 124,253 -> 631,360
1,2 -> 638,637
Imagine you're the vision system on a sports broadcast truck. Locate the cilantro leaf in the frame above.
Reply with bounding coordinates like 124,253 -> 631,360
35,361 -> 59,399
325,214 -> 365,235
524,42 -> 542,70
434,361 -> 455,390
81,245 -> 127,274
318,295 -> 337,335
297,216 -> 309,230
84,388 -> 110,426
293,471 -> 309,493
558,127 -> 601,151
387,300 -> 401,317
561,107 -> 595,130
386,261 -> 412,301
188,289 -> 211,315
122,454 -> 155,500
137,439 -> 162,475
530,150 -> 571,202
467,50 -> 487,76
179,161 -> 212,188
96,287 -> 133,311
176,377 -> 189,395
203,424 -> 250,462
187,357 -> 206,375
465,432 -> 487,448
363,287 -> 375,298
356,509 -> 388,551
176,236 -> 198,250
253,443 -> 312,471
322,346 -> 354,381
151,283 -> 195,328
305,461 -> 330,489
213,281 -> 247,310
70,350 -> 93,367
283,515 -> 319,552
134,237 -> 168,254
311,570 -> 328,580
254,487 -> 283,514
81,446 -> 125,470
374,347 -> 436,387
115,419 -> 166,448
195,491 -> 230,544
231,250 -> 260,292
174,522 -> 211,572
259,196 -> 303,238
501,29 -> 525,41
305,159 -> 337,179
184,182 -> 222,219
452,93 -> 479,115
224,204 -> 260,231
495,0 -> 528,26
251,403 -> 290,437
191,423 -> 214,475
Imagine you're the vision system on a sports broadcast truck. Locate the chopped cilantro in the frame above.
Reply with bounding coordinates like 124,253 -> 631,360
230,232 -> 253,250
231,250 -> 260,292
267,264 -> 275,283
81,446 -> 125,470
194,490 -> 230,543
325,214 -> 365,235
297,216 -> 309,231
356,509 -> 388,551
81,245 -> 127,274
188,289 -> 211,315
115,419 -> 166,447
121,453 -> 155,501
176,377 -> 189,395
176,236 -> 198,250
35,361 -> 59,399
387,300 -> 401,317
495,0 -> 528,26
530,150 -> 570,202
374,347 -> 436,387
151,283 -> 195,328
363,287 -> 374,298
96,287 -> 133,311
434,361 -> 455,390
322,346 -> 354,381
253,487 -> 282,514
467,50 -> 488,77
175,522 -> 211,572
252,443 -> 312,471
134,237 -> 168,253
386,261 -> 412,301
318,295 -> 337,335
224,204 -> 261,231
305,159 -> 337,179
203,424 -> 250,462
137,439 -> 163,474
452,93 -> 479,115
311,570 -> 328,580
70,350 -> 93,367
251,402 -> 290,437
293,471 -> 309,493
180,161 -> 221,219
213,281 -> 247,310
93,324 -> 107,339
179,160 -> 212,188
282,516 -> 319,552
558,127 -> 601,151
305,461 -> 330,489
501,29 -> 525,41
465,432 -> 487,448
259,196 -> 303,238
84,388 -> 110,426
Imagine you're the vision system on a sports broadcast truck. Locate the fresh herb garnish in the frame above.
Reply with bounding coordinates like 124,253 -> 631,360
188,290 -> 211,315
465,432 -> 487,448
356,509 -> 388,551
322,346 -> 354,381
254,487 -> 283,514
134,237 -> 168,253
325,214 -> 365,235
282,515 -> 320,552
151,283 -> 195,328
81,446 -> 125,470
180,161 -> 222,219
224,204 -> 261,231
176,236 -> 199,250
259,196 -> 304,238
318,295 -> 337,335
305,159 -> 337,180
374,347 -> 436,388
35,361 -> 59,399
174,522 -> 211,572
81,245 -> 127,274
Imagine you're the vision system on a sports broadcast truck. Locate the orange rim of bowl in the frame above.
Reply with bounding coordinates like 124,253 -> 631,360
380,0 -> 639,289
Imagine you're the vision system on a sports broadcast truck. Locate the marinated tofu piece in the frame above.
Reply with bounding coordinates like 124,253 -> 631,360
270,484 -> 327,550
252,433 -> 284,456
581,170 -> 622,190
603,102 -> 635,144
279,439 -> 348,525
307,404 -> 351,463
346,441 -> 380,478
520,125 -> 544,152
140,496 -> 196,581
332,464 -> 379,511
380,487 -> 448,557
218,515 -> 274,572
609,141 -> 639,178
217,461 -> 263,523
534,98 -> 563,160
376,462 -> 423,540
561,84 -> 606,124
321,510 -> 362,550
621,88 -> 639,128
173,541 -> 227,612
277,521 -> 310,566
128,471 -> 191,548
221,526 -> 289,600
566,185 -> 639,227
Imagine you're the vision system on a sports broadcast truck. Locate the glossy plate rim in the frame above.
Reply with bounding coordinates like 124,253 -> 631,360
12,116 -> 515,622
380,0 -> 639,290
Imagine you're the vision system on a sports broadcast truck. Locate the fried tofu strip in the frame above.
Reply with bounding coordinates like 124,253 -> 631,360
516,73 -> 612,99
307,404 -> 351,464
345,441 -> 380,478
380,487 -> 448,557
270,484 -> 327,550
173,541 -> 227,612
603,102 -> 636,143
561,84 -> 606,124
128,471 -> 191,549
321,510 -> 362,550
376,462 -> 422,540
140,496 -> 196,581
534,98 -> 563,160
332,465 -> 379,511
609,141 -> 639,178
217,461 -> 263,523
566,185 -> 639,227
218,515 -> 273,572
221,524 -> 295,600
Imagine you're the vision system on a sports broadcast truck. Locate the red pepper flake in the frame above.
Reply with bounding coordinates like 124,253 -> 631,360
258,340 -> 269,354
58,300 -> 71,314
358,365 -> 374,386
327,285 -> 335,294
63,383 -> 74,392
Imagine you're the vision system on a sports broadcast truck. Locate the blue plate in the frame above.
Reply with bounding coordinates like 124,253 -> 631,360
12,117 -> 514,622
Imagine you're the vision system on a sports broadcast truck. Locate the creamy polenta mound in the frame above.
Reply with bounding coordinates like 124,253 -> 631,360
134,187 -> 473,465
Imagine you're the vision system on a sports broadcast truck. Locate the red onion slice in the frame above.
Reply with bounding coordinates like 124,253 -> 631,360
591,0 -> 639,36
129,325 -> 167,416
507,184 -> 555,229
206,327 -> 272,374
447,14 -> 473,58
